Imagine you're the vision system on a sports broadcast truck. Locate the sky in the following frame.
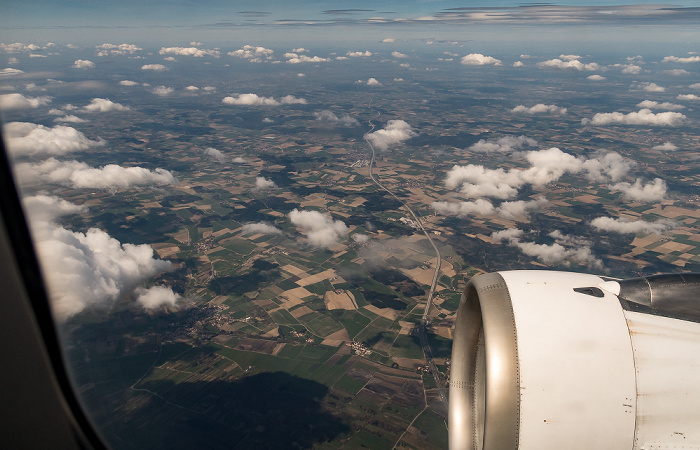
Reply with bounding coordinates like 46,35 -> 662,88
2,1 -> 700,46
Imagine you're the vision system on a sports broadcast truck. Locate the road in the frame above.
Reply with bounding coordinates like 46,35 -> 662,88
365,112 -> 448,409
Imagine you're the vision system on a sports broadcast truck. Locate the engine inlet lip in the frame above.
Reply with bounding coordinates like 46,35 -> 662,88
449,272 -> 520,450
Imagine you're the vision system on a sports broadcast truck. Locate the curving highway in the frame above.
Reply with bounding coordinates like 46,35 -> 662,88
364,112 -> 448,409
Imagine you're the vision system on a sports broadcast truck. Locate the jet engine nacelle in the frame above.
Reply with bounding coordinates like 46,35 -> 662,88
449,270 -> 700,450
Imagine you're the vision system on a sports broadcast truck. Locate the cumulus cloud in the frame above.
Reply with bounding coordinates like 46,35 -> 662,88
159,46 -> 220,58
119,80 -> 138,86
254,176 -> 277,190
587,74 -> 606,81
590,216 -> 675,234
468,135 -> 537,153
54,115 -> 87,124
4,122 -> 104,157
289,209 -> 348,248
203,147 -> 226,162
228,45 -> 274,62
620,64 -> 641,74
677,94 -> 700,101
609,178 -> 667,202
0,42 -> 42,53
444,148 -> 632,199
135,286 -> 181,310
284,52 -> 330,64
96,43 -> 142,56
461,53 -> 502,66
637,82 -> 665,92
690,83 -> 700,89
222,93 -> 306,105
636,100 -> 684,111
151,86 -> 174,96
663,69 -> 690,76
0,67 -> 24,76
582,109 -> 686,126
512,104 -> 567,115
662,55 -> 700,63
513,61 -> 524,67
537,58 -> 599,71
141,64 -> 168,71
497,197 -> 549,220
314,110 -> 359,126
431,198 -> 496,217
185,86 -> 199,91
367,77 -> 382,86
83,97 -> 129,112
347,51 -> 372,57
22,195 -> 174,320
15,158 -> 176,189
72,59 -> 95,69
364,120 -> 417,150
0,93 -> 51,110
352,234 -> 370,244
382,38 -> 396,43
652,142 -> 677,151
391,51 -> 408,58
492,228 -> 601,268
241,222 -> 283,235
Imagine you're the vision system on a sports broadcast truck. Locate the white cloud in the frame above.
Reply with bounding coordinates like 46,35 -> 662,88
677,94 -> 700,101
431,199 -> 496,217
22,195 -> 174,321
444,148 -> 632,199
492,228 -> 601,268
15,158 -> 176,189
513,61 -> 524,67
254,176 -> 276,190
0,93 -> 51,110
609,178 -> 667,202
582,109 -> 686,126
314,110 -> 359,127
621,64 -> 641,74
461,53 -> 502,66
228,45 -> 274,62
637,82 -> 665,92
159,46 -> 220,58
284,53 -> 330,64
663,69 -> 690,76
662,55 -> 700,63
559,54 -> 581,61
119,80 -> 138,86
222,93 -> 305,105
232,156 -> 247,163
72,59 -> 95,69
4,122 -> 104,157
347,51 -> 372,57
636,100 -> 684,111
0,43 -> 42,53
203,147 -> 226,162
366,77 -> 382,86
512,104 -> 567,115
83,97 -> 129,112
381,38 -> 396,43
7,58 -> 19,65
96,43 -> 142,55
352,234 -> 370,244
185,86 -> 199,91
365,120 -> 417,151
152,86 -> 174,96
0,67 -> 24,76
289,209 -> 348,248
537,58 -> 599,71
497,197 -> 549,220
587,74 -> 606,81
141,64 -> 168,71
652,142 -> 677,151
590,216 -> 675,234
241,222 -> 283,235
391,51 -> 408,58
163,57 -> 176,62
54,115 -> 87,124
690,83 -> 700,89
468,135 -> 537,153
135,286 -> 181,310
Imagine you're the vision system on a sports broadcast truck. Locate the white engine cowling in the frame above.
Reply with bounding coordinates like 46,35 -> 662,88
449,270 -> 700,450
